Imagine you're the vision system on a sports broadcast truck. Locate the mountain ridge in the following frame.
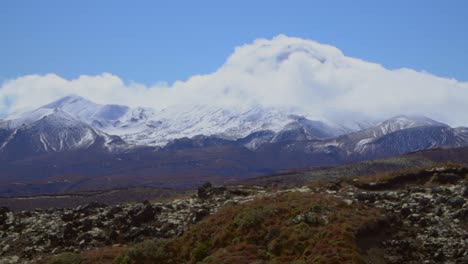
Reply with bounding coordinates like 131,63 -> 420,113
1,95 -> 468,196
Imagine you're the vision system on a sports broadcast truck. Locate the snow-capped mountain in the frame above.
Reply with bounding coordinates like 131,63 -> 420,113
2,95 -> 468,162
0,107 -> 124,159
357,125 -> 468,158
321,115 -> 449,153
369,115 -> 448,137
11,95 -> 346,147
43,95 -> 130,122
2,95 -> 468,196
301,115 -> 468,160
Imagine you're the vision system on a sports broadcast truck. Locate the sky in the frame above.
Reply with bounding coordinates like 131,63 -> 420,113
1,1 -> 468,126
2,0 -> 468,84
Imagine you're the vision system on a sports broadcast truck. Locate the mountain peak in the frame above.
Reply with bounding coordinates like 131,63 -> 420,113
44,94 -> 94,109
382,115 -> 448,128
354,115 -> 451,140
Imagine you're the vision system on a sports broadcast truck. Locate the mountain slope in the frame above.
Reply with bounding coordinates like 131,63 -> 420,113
17,95 -> 348,147
0,109 -> 124,160
43,95 -> 129,123
316,115 -> 454,154
358,125 -> 468,158
258,116 -> 468,166
1,96 -> 468,196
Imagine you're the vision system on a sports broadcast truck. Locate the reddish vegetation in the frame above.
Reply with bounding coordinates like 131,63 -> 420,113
113,192 -> 382,264
42,192 -> 381,264
352,163 -> 467,190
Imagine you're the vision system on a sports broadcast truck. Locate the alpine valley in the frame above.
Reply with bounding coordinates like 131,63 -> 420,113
1,94 -> 467,196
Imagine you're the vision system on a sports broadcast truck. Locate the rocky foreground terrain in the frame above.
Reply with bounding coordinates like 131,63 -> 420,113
0,184 -> 271,263
353,167 -> 468,264
0,167 -> 467,263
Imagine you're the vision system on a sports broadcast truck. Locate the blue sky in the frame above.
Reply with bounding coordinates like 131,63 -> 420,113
1,0 -> 468,85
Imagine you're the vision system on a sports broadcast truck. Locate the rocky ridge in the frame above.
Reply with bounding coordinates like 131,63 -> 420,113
0,168 -> 467,263
352,167 -> 468,264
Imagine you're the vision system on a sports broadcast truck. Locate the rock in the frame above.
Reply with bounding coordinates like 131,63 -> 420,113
62,223 -> 76,240
191,208 -> 209,223
61,212 -> 74,222
432,173 -> 462,184
462,186 -> 468,198
160,222 -> 177,235
431,187 -> 445,194
76,232 -> 93,246
400,206 -> 411,217
292,212 -> 323,226
355,192 -> 376,203
130,204 -> 159,224
107,229 -> 119,242
6,256 -> 19,263
0,207 -> 10,225
105,206 -> 122,219
435,207 -> 444,216
89,227 -> 106,241
228,189 -> 250,196
410,187 -> 426,193
418,217 -> 431,227
326,181 -> 342,191
433,250 -> 445,261
447,197 -> 465,208
79,219 -> 93,232
197,182 -> 226,199
197,182 -> 213,199
2,244 -> 10,253
48,233 -> 63,247
457,255 -> 468,264
453,208 -> 468,221
75,202 -> 107,214
125,227 -> 148,241
408,213 -> 421,223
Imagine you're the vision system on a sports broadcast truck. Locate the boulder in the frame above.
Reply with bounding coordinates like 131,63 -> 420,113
191,208 -> 210,223
197,182 -> 226,199
62,223 -> 76,240
432,173 -> 462,184
75,202 -> 107,215
61,212 -> 74,222
355,192 -> 376,203
462,186 -> 468,198
130,204 -> 159,224
447,197 -> 466,208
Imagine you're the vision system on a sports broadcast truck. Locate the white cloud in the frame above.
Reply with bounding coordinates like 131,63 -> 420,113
1,34 -> 468,126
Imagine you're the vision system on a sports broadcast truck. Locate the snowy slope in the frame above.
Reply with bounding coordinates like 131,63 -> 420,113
43,95 -> 129,123
0,108 -> 124,157
6,96 -> 463,155
372,115 -> 448,137
334,115 -> 447,153
17,95 -> 347,147
114,105 -> 327,146
309,115 -> 460,156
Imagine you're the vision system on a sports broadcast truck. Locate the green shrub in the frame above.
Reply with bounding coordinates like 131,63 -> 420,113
46,252 -> 83,264
234,205 -> 273,229
191,241 -> 212,262
113,239 -> 177,264
113,253 -> 131,264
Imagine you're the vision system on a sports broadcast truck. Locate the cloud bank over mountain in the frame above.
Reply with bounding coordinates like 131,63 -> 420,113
1,35 -> 468,126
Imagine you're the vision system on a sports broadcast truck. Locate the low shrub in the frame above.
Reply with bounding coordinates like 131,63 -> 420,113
46,252 -> 83,264
112,192 -> 380,263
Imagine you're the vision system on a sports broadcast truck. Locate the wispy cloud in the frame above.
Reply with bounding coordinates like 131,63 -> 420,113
1,35 -> 467,126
